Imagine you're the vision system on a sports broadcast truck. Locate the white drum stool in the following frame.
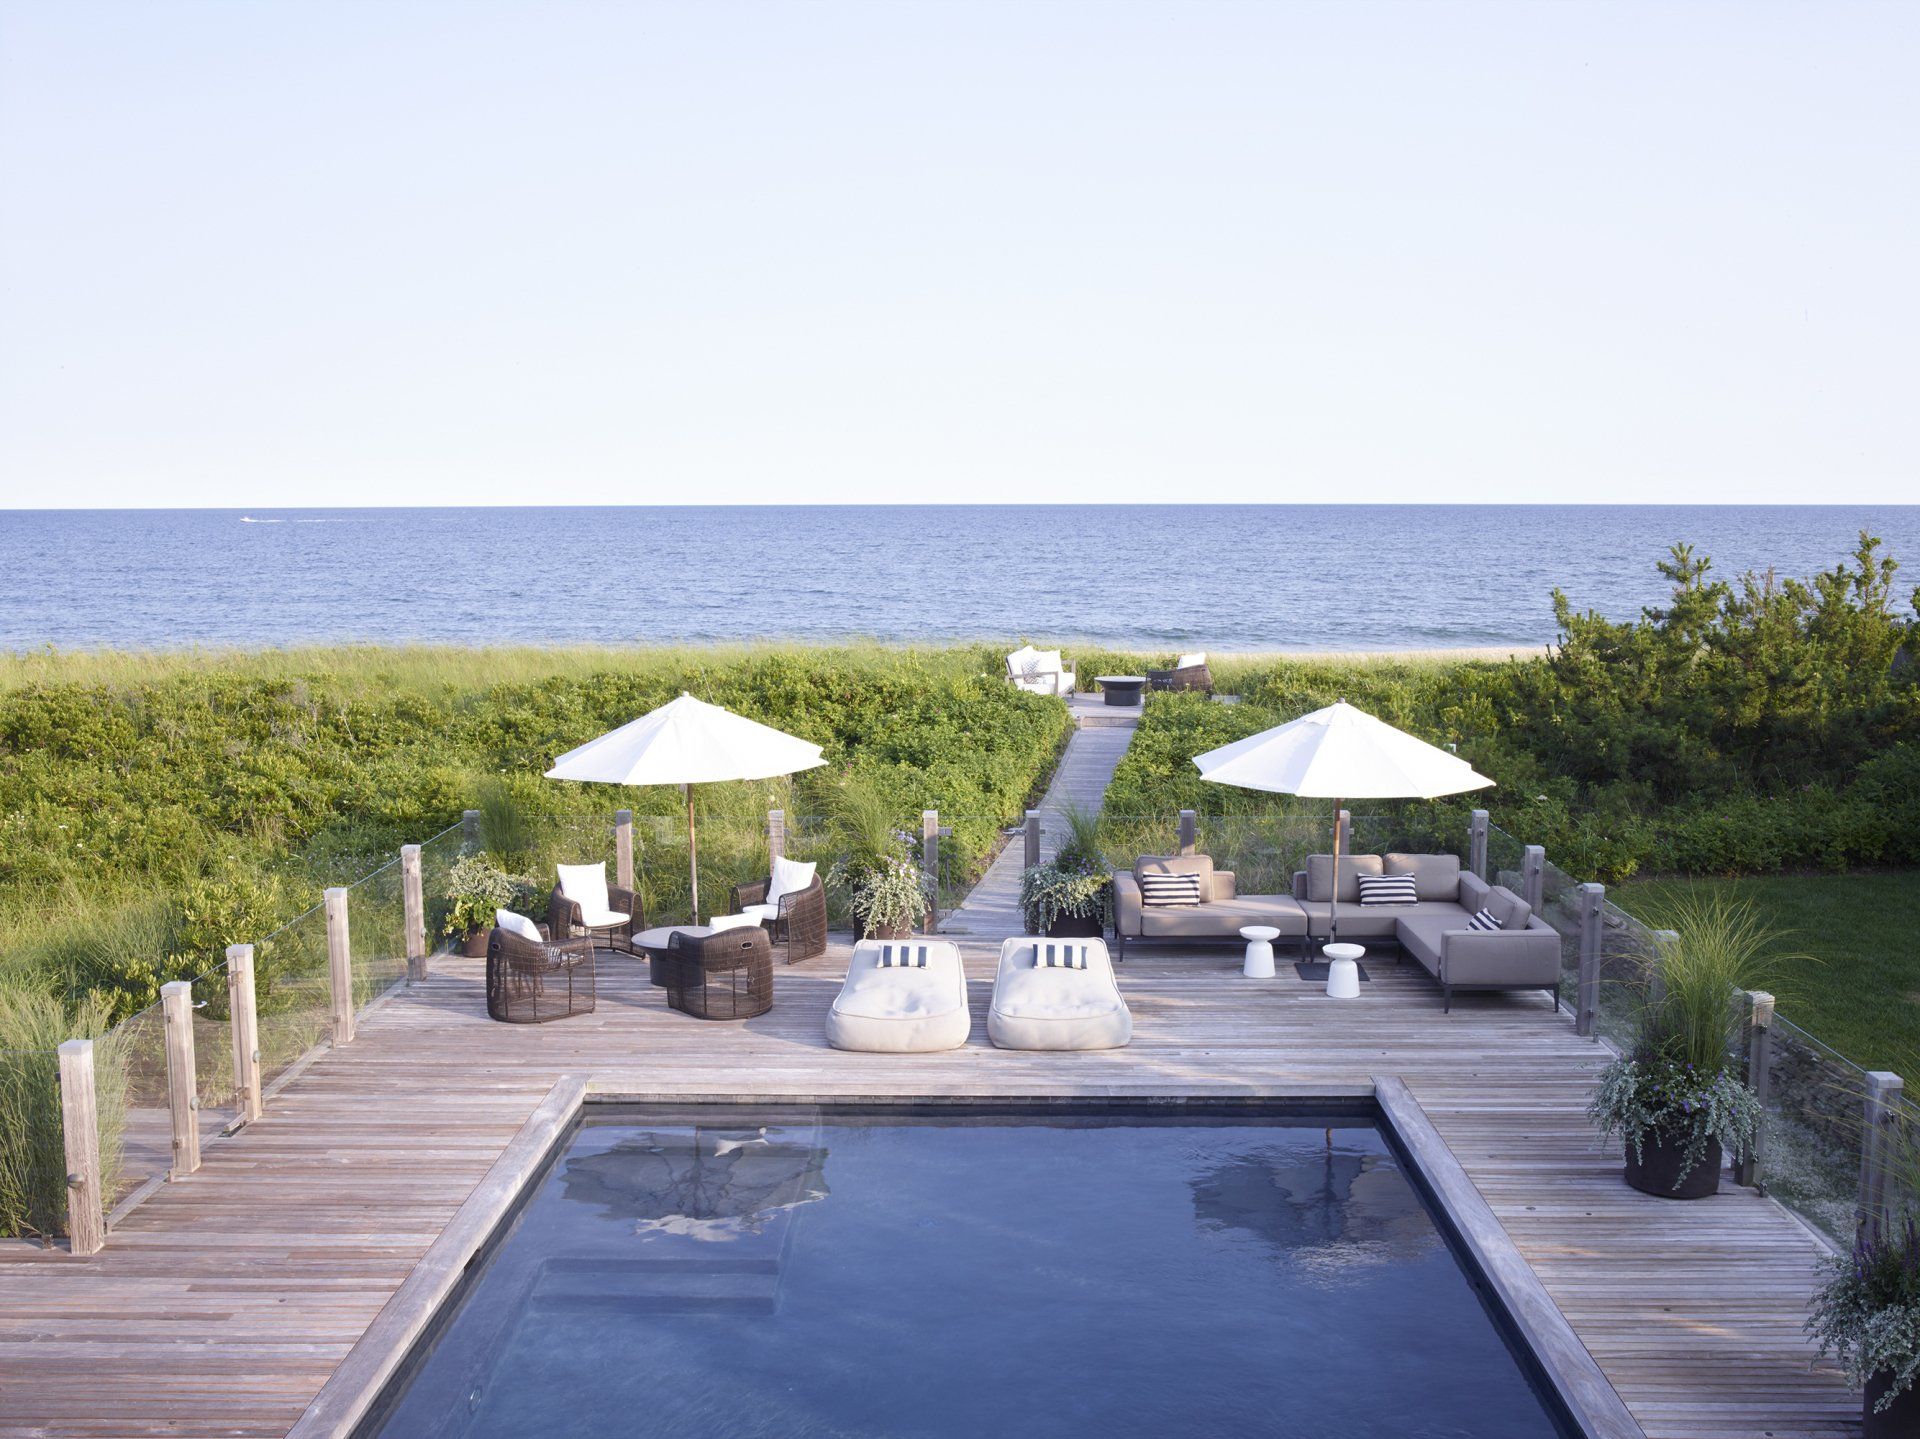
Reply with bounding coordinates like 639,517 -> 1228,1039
1322,942 -> 1365,999
1239,925 -> 1280,979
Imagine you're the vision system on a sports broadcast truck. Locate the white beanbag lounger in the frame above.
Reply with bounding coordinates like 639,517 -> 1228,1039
987,937 -> 1132,1051
825,940 -> 972,1053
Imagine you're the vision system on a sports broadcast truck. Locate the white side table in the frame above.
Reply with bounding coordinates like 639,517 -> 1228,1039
1239,925 -> 1280,978
1322,942 -> 1364,999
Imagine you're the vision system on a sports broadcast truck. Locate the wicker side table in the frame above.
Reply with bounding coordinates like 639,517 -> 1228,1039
486,929 -> 597,1023
660,927 -> 774,1021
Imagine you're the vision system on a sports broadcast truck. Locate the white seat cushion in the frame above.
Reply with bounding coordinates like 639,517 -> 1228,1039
496,909 -> 542,943
556,862 -> 610,915
740,903 -> 779,924
767,856 -> 817,905
826,940 -> 971,1053
574,907 -> 629,929
706,912 -> 759,932
988,937 -> 1132,1050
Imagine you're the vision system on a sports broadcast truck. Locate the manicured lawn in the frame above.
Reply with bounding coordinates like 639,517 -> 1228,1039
1615,872 -> 1920,1071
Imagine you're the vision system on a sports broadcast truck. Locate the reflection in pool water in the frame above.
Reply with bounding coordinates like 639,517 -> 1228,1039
374,1110 -> 1570,1439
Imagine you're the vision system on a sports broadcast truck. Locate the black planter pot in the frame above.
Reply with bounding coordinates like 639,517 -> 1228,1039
460,928 -> 490,959
1864,1373 -> 1920,1439
854,914 -> 915,943
1624,1132 -> 1722,1199
1043,912 -> 1105,939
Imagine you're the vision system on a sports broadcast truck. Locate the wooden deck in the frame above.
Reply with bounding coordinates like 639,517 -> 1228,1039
0,704 -> 1858,1438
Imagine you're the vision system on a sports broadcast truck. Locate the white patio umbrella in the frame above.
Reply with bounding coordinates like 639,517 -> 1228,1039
1191,700 -> 1493,946
544,693 -> 827,918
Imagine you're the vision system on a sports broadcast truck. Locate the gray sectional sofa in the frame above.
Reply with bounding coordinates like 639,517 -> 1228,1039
1108,848 -> 1561,1011
1291,852 -> 1562,1011
1110,853 -> 1307,962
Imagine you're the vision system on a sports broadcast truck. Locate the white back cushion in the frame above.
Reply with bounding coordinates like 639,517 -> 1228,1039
1008,645 -> 1040,676
768,856 -> 818,905
1034,650 -> 1064,675
1176,652 -> 1206,670
556,862 -> 609,915
496,909 -> 542,943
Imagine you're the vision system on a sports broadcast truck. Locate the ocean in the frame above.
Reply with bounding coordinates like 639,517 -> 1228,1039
2,505 -> 1916,652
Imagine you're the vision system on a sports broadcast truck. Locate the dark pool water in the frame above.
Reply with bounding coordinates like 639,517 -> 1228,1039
372,1108 -> 1571,1438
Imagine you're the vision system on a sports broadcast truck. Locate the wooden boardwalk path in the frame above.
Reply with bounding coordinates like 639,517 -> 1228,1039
0,706 -> 1857,1438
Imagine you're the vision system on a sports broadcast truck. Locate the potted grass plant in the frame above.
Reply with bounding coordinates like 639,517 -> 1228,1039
825,776 -> 931,940
1587,895 -> 1779,1199
1020,801 -> 1110,938
1809,1214 -> 1920,1436
442,854 -> 542,957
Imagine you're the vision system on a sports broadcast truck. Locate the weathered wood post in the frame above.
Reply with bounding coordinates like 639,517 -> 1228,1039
1737,991 -> 1775,1188
766,808 -> 785,865
1860,1071 -> 1907,1236
1858,1068 -> 1904,1237
1575,882 -> 1605,1038
921,810 -> 939,880
461,808 -> 482,851
1178,809 -> 1197,856
1024,811 -> 1041,869
1521,845 -> 1545,915
160,981 -> 201,1179
614,809 -> 635,893
226,944 -> 262,1125
1469,809 -> 1489,880
400,844 -> 426,982
324,887 -> 355,1045
57,1038 -> 105,1255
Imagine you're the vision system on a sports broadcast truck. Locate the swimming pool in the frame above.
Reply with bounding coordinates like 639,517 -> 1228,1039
366,1103 -> 1578,1438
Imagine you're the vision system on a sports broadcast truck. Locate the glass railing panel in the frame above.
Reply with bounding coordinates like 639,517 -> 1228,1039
252,901 -> 335,1094
1757,1015 -> 1872,1248
96,997 -> 163,1207
345,858 -> 409,1011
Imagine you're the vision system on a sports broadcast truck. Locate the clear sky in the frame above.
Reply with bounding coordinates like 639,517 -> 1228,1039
0,0 -> 1914,508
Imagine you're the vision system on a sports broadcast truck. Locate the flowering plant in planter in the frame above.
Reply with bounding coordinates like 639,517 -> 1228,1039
1587,1048 -> 1761,1190
1808,1216 -> 1920,1422
831,853 -> 931,937
1019,800 -> 1111,935
1585,895 -> 1782,1197
1019,860 -> 1110,935
442,855 -> 544,942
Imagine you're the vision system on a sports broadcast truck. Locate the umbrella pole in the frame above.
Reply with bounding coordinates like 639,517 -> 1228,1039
686,783 -> 699,921
1329,796 -> 1342,950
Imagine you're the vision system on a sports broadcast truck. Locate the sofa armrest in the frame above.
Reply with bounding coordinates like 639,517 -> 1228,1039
1056,670 -> 1076,695
1439,927 -> 1560,987
1212,870 -> 1237,901
1291,871 -> 1308,900
1113,872 -> 1143,936
1457,871 -> 1491,912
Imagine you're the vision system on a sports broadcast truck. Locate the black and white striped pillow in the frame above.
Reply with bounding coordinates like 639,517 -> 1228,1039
1356,874 -> 1418,906
1034,942 -> 1088,969
876,943 -> 928,968
1465,908 -> 1501,932
1139,872 -> 1203,907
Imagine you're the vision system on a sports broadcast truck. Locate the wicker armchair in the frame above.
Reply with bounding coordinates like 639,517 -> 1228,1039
1147,659 -> 1213,694
548,881 -> 642,955
730,874 -> 828,964
486,927 -> 596,1023
659,925 -> 774,1021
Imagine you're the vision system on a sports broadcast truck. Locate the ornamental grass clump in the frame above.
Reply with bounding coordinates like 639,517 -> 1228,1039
1587,894 -> 1787,1193
824,776 -> 930,934
1808,1214 -> 1920,1415
1020,801 -> 1112,932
